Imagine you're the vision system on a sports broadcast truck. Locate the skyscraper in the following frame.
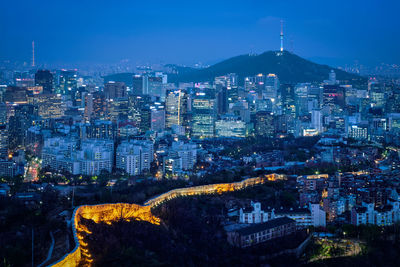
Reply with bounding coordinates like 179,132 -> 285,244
104,81 -> 127,100
217,86 -> 228,115
0,103 -> 7,126
255,111 -> 274,137
295,83 -> 310,117
128,95 -> 152,122
191,90 -> 216,138
323,85 -> 345,112
151,107 -> 165,132
35,70 -> 54,94
148,76 -> 164,99
108,97 -> 129,121
132,75 -> 143,95
165,89 -> 188,128
0,125 -> 8,159
139,106 -> 152,133
311,109 -> 323,133
369,82 -> 385,109
8,104 -> 37,150
264,73 -> 280,101
4,86 -> 27,104
281,83 -> 295,116
29,94 -> 64,119
58,70 -> 77,96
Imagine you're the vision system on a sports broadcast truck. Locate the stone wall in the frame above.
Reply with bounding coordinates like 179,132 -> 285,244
51,174 -> 283,266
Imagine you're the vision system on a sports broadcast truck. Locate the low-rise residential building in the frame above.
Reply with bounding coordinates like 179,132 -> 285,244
351,200 -> 400,226
227,217 -> 296,248
239,201 -> 326,227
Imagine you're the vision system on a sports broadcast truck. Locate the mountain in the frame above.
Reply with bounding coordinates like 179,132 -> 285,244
169,51 -> 365,85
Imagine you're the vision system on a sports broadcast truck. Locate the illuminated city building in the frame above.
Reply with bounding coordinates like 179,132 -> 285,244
191,90 -> 216,138
104,81 -> 127,100
255,111 -> 274,137
78,139 -> 114,175
42,138 -> 114,175
169,141 -> 197,171
351,200 -> 400,226
4,86 -> 27,104
165,89 -> 189,128
116,140 -> 153,175
108,97 -> 129,121
58,70 -> 78,96
215,116 -> 249,138
28,94 -> 64,119
239,201 -> 326,227
151,106 -> 165,132
347,124 -> 368,140
34,70 -> 54,94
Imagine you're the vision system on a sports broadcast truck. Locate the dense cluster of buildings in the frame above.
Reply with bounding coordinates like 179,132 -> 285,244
1,57 -> 400,228
0,63 -> 399,177
297,172 -> 400,226
0,65 -> 397,161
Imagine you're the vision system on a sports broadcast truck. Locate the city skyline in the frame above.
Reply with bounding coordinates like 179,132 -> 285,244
1,0 -> 400,67
2,2 -> 400,266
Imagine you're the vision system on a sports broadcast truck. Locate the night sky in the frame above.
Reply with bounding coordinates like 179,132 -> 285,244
1,0 -> 399,66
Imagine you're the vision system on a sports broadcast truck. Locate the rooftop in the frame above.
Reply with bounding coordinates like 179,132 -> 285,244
235,217 -> 295,236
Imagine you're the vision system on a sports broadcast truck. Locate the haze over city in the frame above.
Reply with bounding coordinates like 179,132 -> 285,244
1,0 -> 400,66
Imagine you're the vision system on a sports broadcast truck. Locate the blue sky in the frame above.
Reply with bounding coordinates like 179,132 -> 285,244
1,0 -> 399,66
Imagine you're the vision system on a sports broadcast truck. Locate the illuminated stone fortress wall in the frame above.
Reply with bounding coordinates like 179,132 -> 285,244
51,174 -> 283,266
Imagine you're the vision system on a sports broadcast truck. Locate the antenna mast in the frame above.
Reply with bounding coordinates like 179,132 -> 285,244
32,41 -> 35,67
280,20 -> 284,52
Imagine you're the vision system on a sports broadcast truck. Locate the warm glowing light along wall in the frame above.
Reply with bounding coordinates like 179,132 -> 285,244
51,174 -> 284,266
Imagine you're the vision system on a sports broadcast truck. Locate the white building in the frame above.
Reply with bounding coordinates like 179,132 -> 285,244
116,140 -> 154,175
77,139 -> 114,176
347,124 -> 368,140
170,141 -> 197,171
351,200 -> 400,226
42,137 -> 79,174
41,138 -> 113,176
164,156 -> 183,174
239,201 -> 326,228
215,118 -> 249,138
311,109 -> 323,133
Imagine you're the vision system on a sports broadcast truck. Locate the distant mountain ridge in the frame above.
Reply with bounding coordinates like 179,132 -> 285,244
169,51 -> 365,85
103,51 -> 365,86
